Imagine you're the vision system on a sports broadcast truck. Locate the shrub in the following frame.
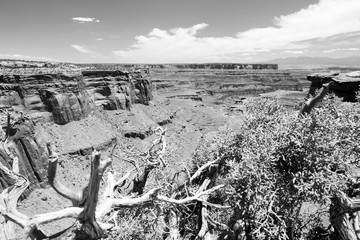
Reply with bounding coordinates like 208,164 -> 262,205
192,96 -> 360,239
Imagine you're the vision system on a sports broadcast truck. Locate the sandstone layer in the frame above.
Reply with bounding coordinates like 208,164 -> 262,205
0,69 -> 152,125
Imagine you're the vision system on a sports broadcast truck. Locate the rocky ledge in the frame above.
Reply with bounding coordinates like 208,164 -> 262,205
0,69 -> 152,124
307,71 -> 360,101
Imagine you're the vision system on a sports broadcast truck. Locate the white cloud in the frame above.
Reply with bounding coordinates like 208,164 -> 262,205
284,50 -> 304,54
72,17 -> 100,23
71,45 -> 95,55
0,53 -> 57,62
95,38 -> 104,41
323,47 -> 360,53
113,0 -> 360,63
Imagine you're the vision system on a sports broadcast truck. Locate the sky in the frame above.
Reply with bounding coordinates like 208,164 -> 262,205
0,0 -> 360,63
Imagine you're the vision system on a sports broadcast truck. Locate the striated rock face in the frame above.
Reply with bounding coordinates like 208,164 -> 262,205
0,118 -> 48,192
146,63 -> 278,70
151,67 -> 302,101
307,71 -> 360,101
0,70 -> 153,125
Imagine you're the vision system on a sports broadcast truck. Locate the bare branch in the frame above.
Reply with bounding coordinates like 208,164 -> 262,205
157,185 -> 228,209
198,179 -> 211,238
78,151 -> 111,238
23,207 -> 83,238
96,188 -> 161,220
102,170 -> 134,199
47,143 -> 83,205
190,158 -> 221,184
300,81 -> 335,115
330,191 -> 358,240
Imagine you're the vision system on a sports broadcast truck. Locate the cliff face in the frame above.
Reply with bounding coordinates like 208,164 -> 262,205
151,67 -> 302,101
0,118 -> 48,192
0,70 -> 153,125
307,71 -> 360,101
146,63 -> 278,70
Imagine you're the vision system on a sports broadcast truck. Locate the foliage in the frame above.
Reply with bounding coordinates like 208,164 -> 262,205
104,207 -> 162,240
192,95 -> 360,239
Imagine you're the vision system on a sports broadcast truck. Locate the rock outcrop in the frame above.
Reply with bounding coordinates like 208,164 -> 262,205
307,71 -> 360,101
0,69 -> 153,125
0,117 -> 48,192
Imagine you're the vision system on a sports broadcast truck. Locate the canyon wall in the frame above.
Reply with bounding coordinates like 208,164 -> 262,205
151,67 -> 302,101
0,69 -> 152,191
0,69 -> 152,125
145,63 -> 278,70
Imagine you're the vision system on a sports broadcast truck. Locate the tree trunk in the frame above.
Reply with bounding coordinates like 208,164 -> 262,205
330,192 -> 359,240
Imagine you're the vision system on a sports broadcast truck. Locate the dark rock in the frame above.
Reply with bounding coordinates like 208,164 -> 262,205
81,70 -> 129,78
307,71 -> 360,101
124,128 -> 153,140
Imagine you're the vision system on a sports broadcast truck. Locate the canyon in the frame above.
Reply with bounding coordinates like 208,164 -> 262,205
1,60 -> 360,238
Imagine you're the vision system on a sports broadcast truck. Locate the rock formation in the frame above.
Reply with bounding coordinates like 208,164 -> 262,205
0,69 -> 153,125
0,117 -> 48,192
307,71 -> 360,101
151,66 -> 302,101
146,63 -> 278,70
0,68 -> 153,191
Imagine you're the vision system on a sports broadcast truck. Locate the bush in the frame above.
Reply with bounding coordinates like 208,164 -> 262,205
192,96 -> 360,239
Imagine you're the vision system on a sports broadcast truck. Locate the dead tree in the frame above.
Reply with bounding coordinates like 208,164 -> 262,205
329,191 -> 360,240
300,81 -> 335,115
0,122 -> 227,239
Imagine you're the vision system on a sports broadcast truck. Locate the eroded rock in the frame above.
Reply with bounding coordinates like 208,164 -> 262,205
0,118 -> 48,192
307,71 -> 360,101
0,70 -> 153,125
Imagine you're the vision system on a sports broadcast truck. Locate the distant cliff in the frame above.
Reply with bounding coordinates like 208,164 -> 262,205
151,67 -> 301,101
0,69 -> 152,125
145,63 -> 278,70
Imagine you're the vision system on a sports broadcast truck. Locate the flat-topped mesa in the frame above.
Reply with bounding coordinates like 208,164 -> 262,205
151,65 -> 301,101
0,69 -> 153,125
146,63 -> 278,70
307,71 -> 360,101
